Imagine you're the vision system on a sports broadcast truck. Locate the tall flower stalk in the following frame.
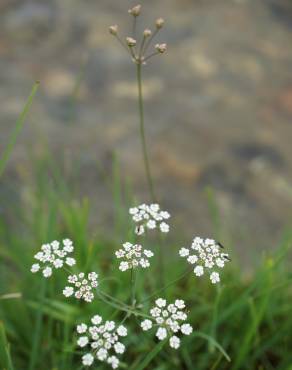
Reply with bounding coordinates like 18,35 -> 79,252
109,7 -> 166,203
136,62 -> 156,202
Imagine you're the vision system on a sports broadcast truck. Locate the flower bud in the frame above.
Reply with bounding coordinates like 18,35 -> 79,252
143,29 -> 152,37
126,37 -> 137,47
155,18 -> 165,29
155,43 -> 167,53
109,25 -> 118,36
128,4 -> 141,17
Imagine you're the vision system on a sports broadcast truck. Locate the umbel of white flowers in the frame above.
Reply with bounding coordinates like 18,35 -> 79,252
76,314 -> 128,368
179,237 -> 230,284
129,203 -> 170,235
31,239 -> 76,278
140,298 -> 193,349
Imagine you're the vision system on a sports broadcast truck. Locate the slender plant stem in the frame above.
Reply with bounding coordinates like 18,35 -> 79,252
130,268 -> 138,306
136,62 -> 156,202
140,267 -> 192,304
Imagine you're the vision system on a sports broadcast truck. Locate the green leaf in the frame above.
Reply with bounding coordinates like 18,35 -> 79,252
0,81 -> 40,177
131,339 -> 167,370
0,321 -> 14,370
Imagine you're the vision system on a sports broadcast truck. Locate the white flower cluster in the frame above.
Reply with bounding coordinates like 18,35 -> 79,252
179,237 -> 230,284
76,315 -> 127,368
63,272 -> 98,302
129,203 -> 170,235
115,242 -> 154,271
30,239 -> 76,278
140,298 -> 193,349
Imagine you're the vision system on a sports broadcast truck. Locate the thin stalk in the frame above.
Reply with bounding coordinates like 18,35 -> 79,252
130,268 -> 137,306
0,81 -> 40,178
140,267 -> 192,304
136,62 -> 156,202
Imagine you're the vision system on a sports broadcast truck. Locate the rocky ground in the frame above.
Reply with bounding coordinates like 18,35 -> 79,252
1,0 -> 292,264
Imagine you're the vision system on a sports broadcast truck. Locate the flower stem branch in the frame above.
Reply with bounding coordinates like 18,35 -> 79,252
136,62 -> 156,202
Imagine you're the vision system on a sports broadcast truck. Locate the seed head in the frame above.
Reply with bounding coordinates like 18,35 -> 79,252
128,4 -> 141,17
126,37 -> 137,47
156,18 -> 165,29
143,29 -> 152,37
155,43 -> 167,54
109,25 -> 118,36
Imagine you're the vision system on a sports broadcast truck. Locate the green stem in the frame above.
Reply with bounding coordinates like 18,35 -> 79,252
130,268 -> 137,306
136,62 -> 156,202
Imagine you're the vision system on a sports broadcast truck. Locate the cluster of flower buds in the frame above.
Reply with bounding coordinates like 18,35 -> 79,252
179,237 -> 230,284
115,242 -> 154,271
109,4 -> 167,64
63,272 -> 98,302
129,203 -> 170,235
76,315 -> 128,368
31,239 -> 76,278
140,298 -> 193,349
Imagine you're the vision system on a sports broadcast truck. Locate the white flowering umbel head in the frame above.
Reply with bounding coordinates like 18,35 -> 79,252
140,298 -> 193,349
115,242 -> 154,271
63,272 -> 98,303
129,204 -> 170,236
31,239 -> 76,278
179,237 -> 230,284
76,315 -> 128,368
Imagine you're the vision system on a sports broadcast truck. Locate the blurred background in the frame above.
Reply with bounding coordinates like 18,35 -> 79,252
1,0 -> 292,265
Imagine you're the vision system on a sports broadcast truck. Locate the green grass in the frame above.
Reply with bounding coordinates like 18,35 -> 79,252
0,154 -> 292,370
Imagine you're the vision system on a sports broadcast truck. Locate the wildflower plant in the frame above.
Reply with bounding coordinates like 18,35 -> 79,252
30,4 -> 231,369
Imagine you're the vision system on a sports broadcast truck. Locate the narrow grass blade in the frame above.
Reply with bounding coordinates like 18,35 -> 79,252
131,340 -> 167,370
193,331 -> 231,362
0,321 -> 14,370
0,81 -> 40,177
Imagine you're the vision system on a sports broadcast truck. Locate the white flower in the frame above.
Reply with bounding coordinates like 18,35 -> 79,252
66,257 -> 76,266
82,353 -> 94,366
43,266 -> 52,278
77,323 -> 87,334
117,325 -> 127,337
119,261 -> 129,272
175,299 -> 185,309
160,222 -> 169,233
156,327 -> 167,340
91,315 -> 102,325
210,272 -> 220,284
169,335 -> 180,349
141,298 -> 192,349
107,356 -> 119,369
31,238 -> 75,278
77,336 -> 89,347
141,319 -> 152,331
114,342 -> 125,354
180,237 -> 230,283
181,323 -> 193,335
31,263 -> 40,273
63,286 -> 74,297
116,242 -> 154,271
76,315 -> 127,368
194,265 -> 204,276
63,272 -> 98,303
155,298 -> 166,308
179,248 -> 189,257
129,203 -> 171,235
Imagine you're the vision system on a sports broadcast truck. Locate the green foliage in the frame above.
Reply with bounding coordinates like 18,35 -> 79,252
0,157 -> 292,370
